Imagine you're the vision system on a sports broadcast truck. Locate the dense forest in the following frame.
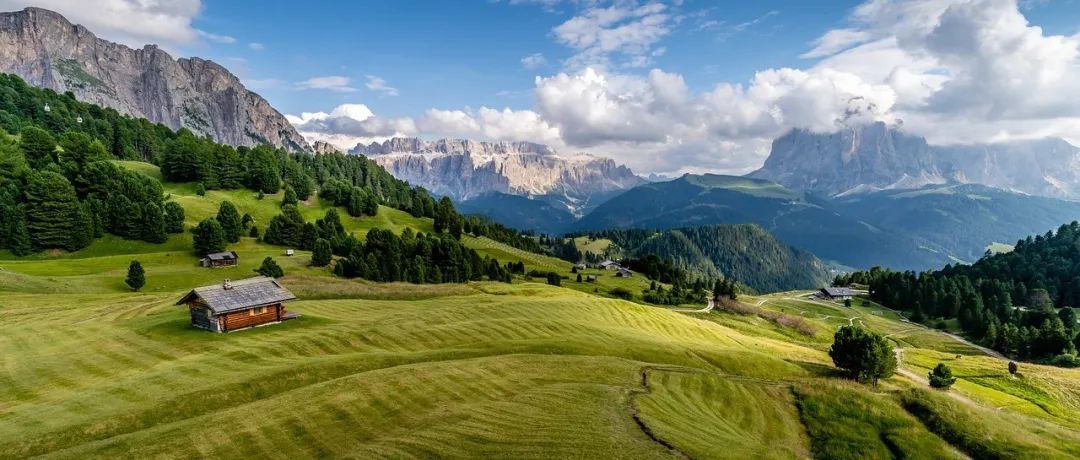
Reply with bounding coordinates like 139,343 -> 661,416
0,73 -> 542,267
838,222 -> 1080,364
571,225 -> 830,293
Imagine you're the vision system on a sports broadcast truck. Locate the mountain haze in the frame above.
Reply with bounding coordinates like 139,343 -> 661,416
0,7 -> 308,151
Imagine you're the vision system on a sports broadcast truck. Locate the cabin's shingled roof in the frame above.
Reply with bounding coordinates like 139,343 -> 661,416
176,276 -> 296,314
204,251 -> 238,261
822,287 -> 856,297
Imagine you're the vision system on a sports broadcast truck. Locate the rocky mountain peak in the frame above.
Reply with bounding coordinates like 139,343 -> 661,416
0,7 -> 309,151
350,136 -> 644,214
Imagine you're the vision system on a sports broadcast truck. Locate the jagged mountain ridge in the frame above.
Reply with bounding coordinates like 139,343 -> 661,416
0,7 -> 308,151
352,137 -> 645,215
750,121 -> 1080,199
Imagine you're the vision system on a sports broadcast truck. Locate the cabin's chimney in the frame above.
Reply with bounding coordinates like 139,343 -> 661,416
223,279 -> 232,290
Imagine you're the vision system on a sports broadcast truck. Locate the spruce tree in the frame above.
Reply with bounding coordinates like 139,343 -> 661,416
19,126 -> 57,170
255,256 -> 285,278
126,260 -> 146,291
192,218 -> 226,256
282,185 -> 298,206
216,201 -> 242,243
65,202 -> 93,251
141,202 -> 168,244
23,171 -> 79,249
164,202 -> 185,233
312,238 -> 332,267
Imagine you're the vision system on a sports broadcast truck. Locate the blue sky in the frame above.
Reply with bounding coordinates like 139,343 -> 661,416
6,0 -> 1080,175
188,0 -> 861,117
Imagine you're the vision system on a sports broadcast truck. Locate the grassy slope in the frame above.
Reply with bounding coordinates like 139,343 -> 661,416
1,162 -> 1079,457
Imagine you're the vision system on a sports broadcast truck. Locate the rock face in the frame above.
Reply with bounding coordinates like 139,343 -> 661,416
750,121 -> 1080,199
352,138 -> 645,215
312,141 -> 340,155
750,122 -> 945,197
0,7 -> 309,151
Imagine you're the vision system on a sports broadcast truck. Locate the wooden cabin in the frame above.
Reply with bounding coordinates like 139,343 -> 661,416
200,251 -> 238,268
818,287 -> 855,301
176,276 -> 298,332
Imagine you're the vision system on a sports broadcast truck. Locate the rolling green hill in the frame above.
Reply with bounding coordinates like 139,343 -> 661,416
589,225 -> 831,292
833,183 -> 1080,264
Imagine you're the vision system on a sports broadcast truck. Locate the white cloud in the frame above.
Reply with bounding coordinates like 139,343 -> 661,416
288,103 -> 417,150
0,0 -> 203,48
521,53 -> 547,69
801,28 -> 871,58
248,42 -> 265,51
364,75 -> 399,96
296,76 -> 356,92
197,30 -> 235,44
553,2 -> 672,69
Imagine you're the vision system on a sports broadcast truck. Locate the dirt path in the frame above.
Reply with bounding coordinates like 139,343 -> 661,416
672,297 -> 714,313
893,348 -> 979,406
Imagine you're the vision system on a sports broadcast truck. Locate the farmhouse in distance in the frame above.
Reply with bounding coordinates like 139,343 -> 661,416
200,251 -> 239,268
176,277 -> 298,332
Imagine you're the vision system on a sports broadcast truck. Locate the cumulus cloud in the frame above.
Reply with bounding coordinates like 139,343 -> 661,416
288,103 -> 418,150
364,75 -> 399,96
0,0 -> 204,49
295,76 -> 357,92
292,0 -> 1080,176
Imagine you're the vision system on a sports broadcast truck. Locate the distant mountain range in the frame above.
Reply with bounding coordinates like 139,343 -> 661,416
750,121 -> 1080,200
0,7 -> 308,151
353,137 -> 644,218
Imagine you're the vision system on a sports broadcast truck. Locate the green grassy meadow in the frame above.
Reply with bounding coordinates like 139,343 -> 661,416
2,162 -> 1080,457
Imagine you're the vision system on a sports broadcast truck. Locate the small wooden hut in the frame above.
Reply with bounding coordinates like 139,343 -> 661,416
176,276 -> 297,332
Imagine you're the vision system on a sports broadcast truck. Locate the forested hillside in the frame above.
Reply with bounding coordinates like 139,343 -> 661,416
840,222 -> 1080,364
576,224 -> 831,292
0,73 -> 542,277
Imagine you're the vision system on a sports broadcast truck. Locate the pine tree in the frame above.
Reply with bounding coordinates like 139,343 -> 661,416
312,238 -> 332,267
216,201 -> 242,243
19,126 -> 57,170
23,171 -> 79,249
255,256 -> 285,278
192,218 -> 226,256
141,202 -> 167,244
282,185 -> 298,206
126,260 -> 145,291
164,202 -> 185,233
66,202 -> 93,251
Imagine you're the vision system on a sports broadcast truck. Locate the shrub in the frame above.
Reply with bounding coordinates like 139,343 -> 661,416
609,287 -> 633,299
928,363 -> 956,389
255,256 -> 285,278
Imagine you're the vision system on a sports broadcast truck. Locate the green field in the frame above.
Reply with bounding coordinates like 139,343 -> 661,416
2,163 -> 1080,457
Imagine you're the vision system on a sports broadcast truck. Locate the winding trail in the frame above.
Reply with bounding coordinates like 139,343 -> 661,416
671,297 -> 715,313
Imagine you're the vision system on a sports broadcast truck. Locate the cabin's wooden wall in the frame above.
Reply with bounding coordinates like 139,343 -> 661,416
221,304 -> 282,331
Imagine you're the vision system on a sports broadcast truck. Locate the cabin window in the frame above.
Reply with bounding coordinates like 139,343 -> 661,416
248,308 -> 255,317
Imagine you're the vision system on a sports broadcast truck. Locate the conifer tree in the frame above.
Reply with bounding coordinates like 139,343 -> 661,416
141,202 -> 167,244
126,260 -> 145,291
216,201 -> 242,243
192,218 -> 226,256
19,126 -> 56,170
23,171 -> 78,249
312,238 -> 332,267
164,202 -> 185,233
255,256 -> 285,278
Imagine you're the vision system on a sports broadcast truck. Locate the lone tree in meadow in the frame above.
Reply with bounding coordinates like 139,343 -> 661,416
928,363 -> 956,389
125,260 -> 145,291
255,256 -> 285,278
192,218 -> 226,257
829,325 -> 896,389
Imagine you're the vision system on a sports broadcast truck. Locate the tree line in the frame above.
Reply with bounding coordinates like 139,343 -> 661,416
839,222 -> 1080,365
0,127 -> 183,254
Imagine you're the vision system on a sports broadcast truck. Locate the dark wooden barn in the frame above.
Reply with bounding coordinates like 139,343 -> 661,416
200,251 -> 239,268
176,277 -> 298,332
